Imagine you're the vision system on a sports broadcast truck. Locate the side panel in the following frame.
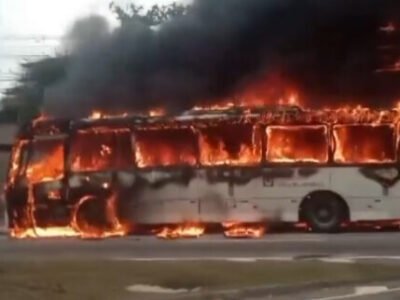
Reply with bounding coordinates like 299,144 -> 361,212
130,166 -> 400,224
131,167 -> 331,224
331,166 -> 400,221
232,167 -> 330,222
131,169 -> 230,223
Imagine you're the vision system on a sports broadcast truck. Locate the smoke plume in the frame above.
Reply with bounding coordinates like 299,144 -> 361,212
44,0 -> 400,117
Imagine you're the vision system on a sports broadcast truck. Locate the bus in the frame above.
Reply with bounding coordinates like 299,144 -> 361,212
5,105 -> 400,238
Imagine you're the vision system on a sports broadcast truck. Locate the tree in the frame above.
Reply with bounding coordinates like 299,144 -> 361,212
110,2 -> 187,27
2,57 -> 67,124
1,2 -> 188,125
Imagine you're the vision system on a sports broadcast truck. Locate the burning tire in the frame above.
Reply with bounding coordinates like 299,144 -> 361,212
71,193 -> 128,238
301,191 -> 348,233
72,195 -> 109,235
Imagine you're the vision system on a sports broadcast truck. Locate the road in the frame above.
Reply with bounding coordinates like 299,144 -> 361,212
1,232 -> 400,261
263,283 -> 400,300
3,232 -> 400,299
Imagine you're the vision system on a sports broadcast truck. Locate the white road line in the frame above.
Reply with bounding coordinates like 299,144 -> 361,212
310,286 -> 400,300
318,258 -> 355,264
337,255 -> 400,261
126,284 -> 196,294
112,256 -> 295,262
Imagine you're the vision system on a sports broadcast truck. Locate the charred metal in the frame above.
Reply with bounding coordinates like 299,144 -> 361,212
6,105 -> 400,238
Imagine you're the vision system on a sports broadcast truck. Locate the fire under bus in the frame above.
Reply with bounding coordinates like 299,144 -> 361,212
5,105 -> 400,239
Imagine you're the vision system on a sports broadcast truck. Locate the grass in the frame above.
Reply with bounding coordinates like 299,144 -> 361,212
0,260 -> 400,300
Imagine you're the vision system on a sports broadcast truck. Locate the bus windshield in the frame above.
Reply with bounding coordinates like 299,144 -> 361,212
26,137 -> 65,184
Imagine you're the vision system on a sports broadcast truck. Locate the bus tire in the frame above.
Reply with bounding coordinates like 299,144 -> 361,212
301,191 -> 348,233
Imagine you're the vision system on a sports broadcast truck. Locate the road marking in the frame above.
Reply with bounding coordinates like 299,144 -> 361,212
113,256 -> 295,262
355,286 -> 388,295
333,255 -> 400,261
126,284 -> 200,294
318,258 -> 355,264
311,286 -> 400,300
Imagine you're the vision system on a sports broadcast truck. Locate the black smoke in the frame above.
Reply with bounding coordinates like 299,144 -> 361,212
44,0 -> 400,117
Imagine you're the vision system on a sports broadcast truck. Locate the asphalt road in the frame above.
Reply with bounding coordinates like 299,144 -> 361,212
260,283 -> 400,300
2,232 -> 400,261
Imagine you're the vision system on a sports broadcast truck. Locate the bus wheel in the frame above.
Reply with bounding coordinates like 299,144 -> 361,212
301,192 -> 348,233
73,196 -> 108,234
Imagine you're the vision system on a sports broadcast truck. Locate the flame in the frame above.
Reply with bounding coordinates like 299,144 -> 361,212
266,125 -> 329,163
7,140 -> 26,187
88,110 -> 129,120
135,128 -> 198,167
10,226 -> 80,239
11,101 -> 400,239
192,73 -> 302,111
11,191 -> 129,239
71,128 -> 132,172
192,92 -> 301,112
156,223 -> 205,239
223,222 -> 266,238
199,123 -> 262,166
26,141 -> 64,184
70,193 -> 129,239
148,108 -> 166,117
90,110 -> 103,119
333,124 -> 396,163
88,108 -> 165,120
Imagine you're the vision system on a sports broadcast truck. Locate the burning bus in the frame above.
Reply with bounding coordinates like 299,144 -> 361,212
5,105 -> 400,238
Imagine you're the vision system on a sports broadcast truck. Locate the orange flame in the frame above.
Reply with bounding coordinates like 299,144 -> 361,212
223,222 -> 266,238
199,124 -> 262,166
26,141 -> 64,184
156,223 -> 205,239
266,125 -> 329,163
11,191 -> 129,239
135,128 -> 197,167
11,100 -> 400,239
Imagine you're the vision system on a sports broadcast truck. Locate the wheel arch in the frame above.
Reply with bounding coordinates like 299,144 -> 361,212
299,190 -> 350,223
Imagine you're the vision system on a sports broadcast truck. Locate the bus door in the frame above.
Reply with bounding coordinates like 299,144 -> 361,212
67,127 -> 135,226
22,135 -> 67,226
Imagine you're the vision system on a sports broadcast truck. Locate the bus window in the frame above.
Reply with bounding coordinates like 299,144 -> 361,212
26,137 -> 65,184
70,128 -> 133,172
114,129 -> 134,168
333,124 -> 396,163
199,123 -> 261,166
266,125 -> 329,163
134,128 -> 197,168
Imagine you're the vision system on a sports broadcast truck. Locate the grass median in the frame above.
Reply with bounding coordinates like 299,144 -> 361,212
1,260 -> 400,300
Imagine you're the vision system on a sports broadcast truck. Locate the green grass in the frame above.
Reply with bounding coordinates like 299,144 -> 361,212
0,260 -> 400,300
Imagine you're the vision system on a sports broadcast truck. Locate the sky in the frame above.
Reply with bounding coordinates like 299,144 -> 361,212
0,0 -> 188,98
0,0 -> 186,37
